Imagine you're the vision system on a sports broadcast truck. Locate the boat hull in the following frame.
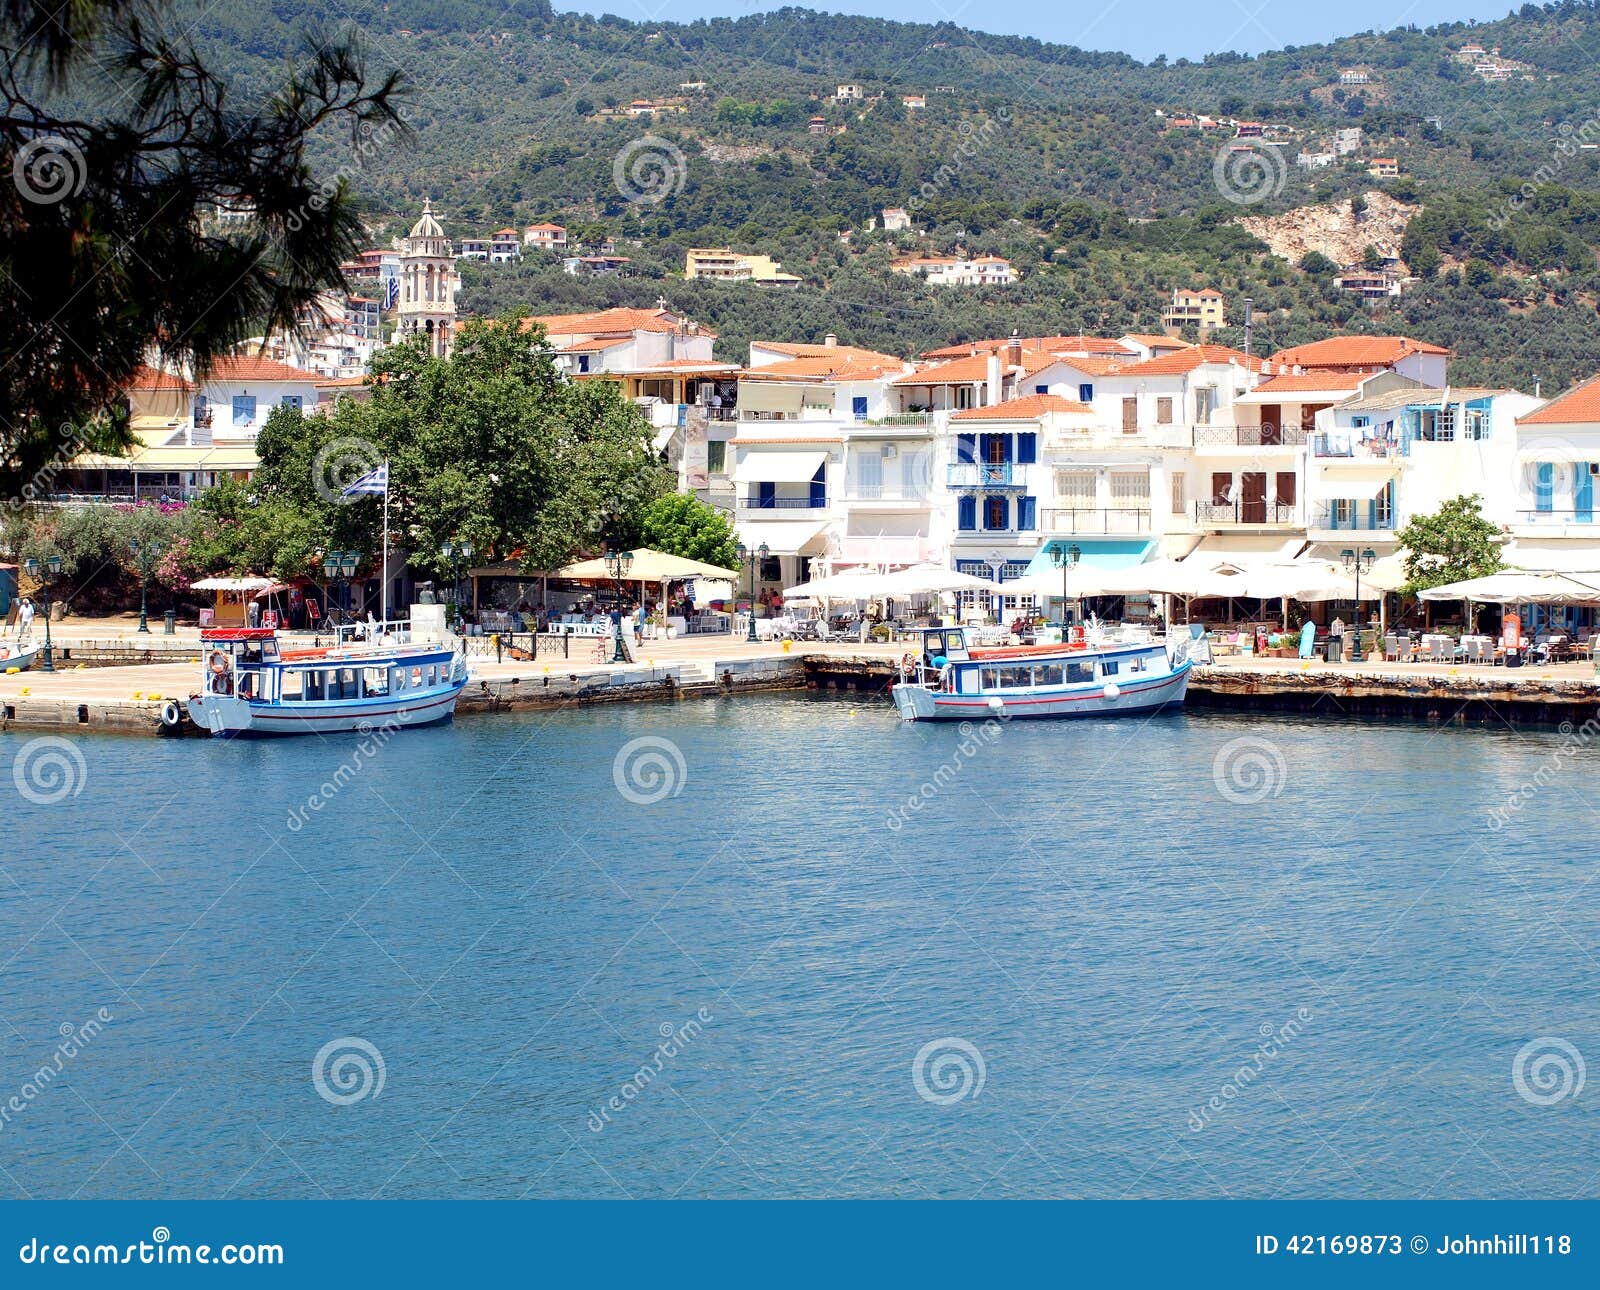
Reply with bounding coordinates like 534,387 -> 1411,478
185,681 -> 466,737
892,661 -> 1190,721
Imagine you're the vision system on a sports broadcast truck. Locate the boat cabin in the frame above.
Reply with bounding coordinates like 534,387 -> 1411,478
200,627 -> 279,699
910,626 -> 972,667
199,626 -> 460,708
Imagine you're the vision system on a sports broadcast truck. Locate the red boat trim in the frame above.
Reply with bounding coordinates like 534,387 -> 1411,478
246,687 -> 463,722
929,666 -> 1188,709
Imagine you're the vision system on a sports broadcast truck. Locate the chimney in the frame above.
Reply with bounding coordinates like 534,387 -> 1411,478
985,352 -> 1003,406
824,332 -> 837,348
1005,330 -> 1022,369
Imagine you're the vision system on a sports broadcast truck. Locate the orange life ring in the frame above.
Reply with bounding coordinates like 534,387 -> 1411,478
207,651 -> 230,676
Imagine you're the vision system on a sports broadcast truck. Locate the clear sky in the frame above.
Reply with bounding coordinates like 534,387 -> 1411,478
561,1 -> 1519,63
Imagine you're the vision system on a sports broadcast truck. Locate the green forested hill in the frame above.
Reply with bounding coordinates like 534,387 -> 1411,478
163,0 -> 1600,387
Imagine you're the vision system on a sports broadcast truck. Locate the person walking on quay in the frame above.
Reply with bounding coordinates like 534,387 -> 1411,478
17,595 -> 34,639
247,597 -> 261,629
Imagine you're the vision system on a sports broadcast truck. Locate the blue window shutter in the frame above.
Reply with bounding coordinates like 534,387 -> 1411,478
956,433 -> 977,464
1536,462 -> 1554,513
1577,465 -> 1594,520
1017,432 -> 1037,464
1018,496 -> 1036,529
758,481 -> 775,508
958,496 -> 976,530
1035,384 -> 1048,395
1078,383 -> 1093,402
1000,435 -> 1014,464
810,463 -> 826,508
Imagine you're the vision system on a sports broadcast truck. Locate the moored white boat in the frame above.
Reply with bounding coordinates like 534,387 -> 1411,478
0,641 -> 40,672
185,624 -> 468,737
890,625 -> 1195,721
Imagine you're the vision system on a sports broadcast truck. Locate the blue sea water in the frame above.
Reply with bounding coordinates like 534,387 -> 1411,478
0,694 -> 1596,1200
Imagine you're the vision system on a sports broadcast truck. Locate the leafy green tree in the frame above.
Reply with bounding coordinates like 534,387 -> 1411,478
1299,251 -> 1339,275
634,493 -> 738,569
1395,494 -> 1504,592
1,0 -> 406,501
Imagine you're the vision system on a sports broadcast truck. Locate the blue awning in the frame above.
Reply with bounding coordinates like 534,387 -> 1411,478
1024,538 -> 1154,576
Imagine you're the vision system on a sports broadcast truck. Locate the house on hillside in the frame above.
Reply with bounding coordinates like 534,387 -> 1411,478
523,222 -> 568,250
1160,288 -> 1225,335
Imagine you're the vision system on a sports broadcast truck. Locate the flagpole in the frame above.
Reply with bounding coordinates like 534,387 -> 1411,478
381,460 -> 390,626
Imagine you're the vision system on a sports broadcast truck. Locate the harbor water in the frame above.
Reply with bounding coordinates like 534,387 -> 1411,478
1,695 -> 1596,1199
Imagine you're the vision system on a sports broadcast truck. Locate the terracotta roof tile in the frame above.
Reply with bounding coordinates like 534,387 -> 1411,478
951,395 -> 1093,421
1122,344 -> 1266,376
1267,335 -> 1449,368
1517,374 -> 1600,425
892,348 -> 1061,386
128,365 -> 193,392
208,356 -> 318,382
1252,372 -> 1368,394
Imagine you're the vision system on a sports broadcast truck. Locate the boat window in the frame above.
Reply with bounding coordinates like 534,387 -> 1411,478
1000,666 -> 1033,689
980,667 -> 1000,690
426,665 -> 437,687
1101,661 -> 1119,677
1127,656 -> 1147,673
1035,663 -> 1064,686
958,667 -> 979,695
261,639 -> 280,663
411,667 -> 423,687
340,668 -> 359,700
280,670 -> 304,700
1066,661 -> 1095,684
925,632 -> 944,658
363,667 -> 389,697
393,668 -> 406,691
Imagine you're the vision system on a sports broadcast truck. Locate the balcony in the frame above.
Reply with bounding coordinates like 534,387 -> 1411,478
1515,509 -> 1598,525
1041,507 -> 1151,535
1194,500 -> 1299,526
1312,434 -> 1401,459
739,494 -> 828,511
1311,504 -> 1394,531
946,461 -> 1020,488
839,483 -> 934,505
1193,425 -> 1308,449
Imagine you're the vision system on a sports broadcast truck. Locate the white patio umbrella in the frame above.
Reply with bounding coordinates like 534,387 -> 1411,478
1235,561 -> 1375,602
1095,558 -> 1248,599
875,563 -> 1006,596
1418,569 -> 1600,605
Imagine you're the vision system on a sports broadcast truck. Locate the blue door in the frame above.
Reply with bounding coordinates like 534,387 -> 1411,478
1577,464 -> 1594,522
1536,463 -> 1554,514
758,481 -> 775,509
809,464 -> 826,509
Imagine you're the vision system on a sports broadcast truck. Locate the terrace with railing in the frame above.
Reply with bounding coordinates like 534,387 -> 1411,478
1194,500 -> 1298,525
1040,507 -> 1152,535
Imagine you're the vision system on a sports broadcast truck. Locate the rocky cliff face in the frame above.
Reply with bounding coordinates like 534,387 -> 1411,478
1238,191 -> 1419,270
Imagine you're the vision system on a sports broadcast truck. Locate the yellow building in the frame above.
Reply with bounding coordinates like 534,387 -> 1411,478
1160,287 -> 1226,335
684,248 -> 803,288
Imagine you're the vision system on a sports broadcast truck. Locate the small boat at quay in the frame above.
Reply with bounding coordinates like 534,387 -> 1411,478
890,625 -> 1194,721
0,641 -> 39,672
185,625 -> 468,737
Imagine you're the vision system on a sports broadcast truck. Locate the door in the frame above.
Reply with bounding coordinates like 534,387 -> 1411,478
1241,472 -> 1267,524
1259,404 -> 1282,446
1275,471 -> 1297,511
1211,472 -> 1233,519
1122,397 -> 1138,433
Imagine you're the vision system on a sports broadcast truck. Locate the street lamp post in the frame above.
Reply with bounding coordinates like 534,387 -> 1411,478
24,555 -> 62,672
736,542 -> 769,642
1341,546 -> 1376,661
1051,542 -> 1082,632
604,548 -> 634,663
128,538 -> 161,633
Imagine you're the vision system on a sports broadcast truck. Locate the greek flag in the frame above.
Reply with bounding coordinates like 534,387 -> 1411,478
383,275 -> 399,310
341,464 -> 388,497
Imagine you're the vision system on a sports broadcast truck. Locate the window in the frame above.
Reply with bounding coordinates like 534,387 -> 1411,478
1017,496 -> 1037,530
1065,661 -> 1095,684
280,671 -> 303,700
852,396 -> 868,420
1535,462 -> 1554,513
577,355 -> 590,373
1419,407 -> 1455,441
1034,384 -> 1049,395
1194,387 -> 1217,425
1056,470 -> 1095,504
1016,432 -> 1037,464
1035,663 -> 1064,686
1109,472 -> 1150,508
280,394 -> 303,410
1351,416 -> 1370,429
980,667 -> 1000,690
1000,666 -> 1033,689
958,496 -> 977,531
1156,396 -> 1173,425
1101,660 -> 1119,677
984,496 -> 1009,530
706,441 -> 726,474
1122,397 -> 1138,432
231,395 -> 256,426
1171,472 -> 1186,514
1464,408 -> 1489,440
1077,383 -> 1094,403
955,433 -> 977,464
363,667 -> 389,697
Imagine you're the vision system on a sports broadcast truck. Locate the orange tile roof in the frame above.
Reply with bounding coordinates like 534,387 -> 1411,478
921,335 -> 1132,360
1122,344 -> 1265,376
754,341 -> 902,364
743,354 -> 905,382
128,364 -> 194,392
1268,335 -> 1449,369
1517,375 -> 1600,425
891,348 -> 1060,386
558,337 -> 631,354
951,395 -> 1093,421
1252,372 -> 1368,394
1120,333 -> 1191,349
525,222 -> 566,231
208,355 -> 319,382
521,307 -> 716,338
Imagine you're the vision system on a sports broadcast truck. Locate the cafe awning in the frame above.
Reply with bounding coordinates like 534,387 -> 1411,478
1187,535 -> 1305,567
735,520 -> 830,556
555,549 -> 738,582
1022,537 -> 1155,577
731,450 -> 827,484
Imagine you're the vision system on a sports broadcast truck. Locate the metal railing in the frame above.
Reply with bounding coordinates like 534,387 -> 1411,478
1311,505 -> 1395,531
1312,434 -> 1401,459
1041,507 -> 1151,534
1516,509 -> 1599,523
739,495 -> 828,510
1194,500 -> 1298,525
946,462 -> 1017,487
1193,425 -> 1309,448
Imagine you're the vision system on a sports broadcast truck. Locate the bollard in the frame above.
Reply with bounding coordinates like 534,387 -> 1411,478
163,610 -> 176,635
493,632 -> 502,664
